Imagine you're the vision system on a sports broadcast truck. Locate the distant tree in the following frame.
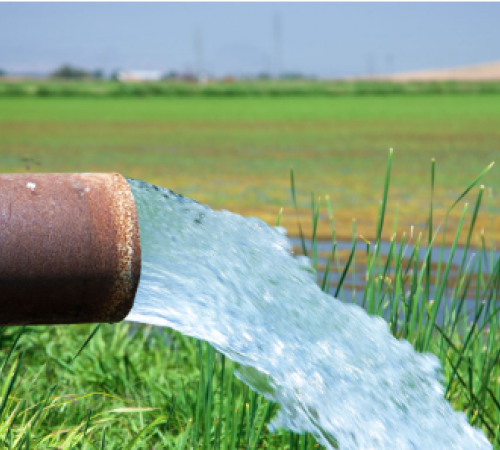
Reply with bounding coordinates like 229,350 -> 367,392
179,72 -> 197,83
163,70 -> 180,80
50,65 -> 100,80
0,68 -> 5,77
92,69 -> 104,80
281,72 -> 308,80
256,72 -> 271,80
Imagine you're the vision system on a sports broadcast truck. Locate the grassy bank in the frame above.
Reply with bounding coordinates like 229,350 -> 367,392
0,95 -> 499,246
0,155 -> 499,448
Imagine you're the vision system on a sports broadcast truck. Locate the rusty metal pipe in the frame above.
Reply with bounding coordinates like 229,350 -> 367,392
0,173 -> 141,325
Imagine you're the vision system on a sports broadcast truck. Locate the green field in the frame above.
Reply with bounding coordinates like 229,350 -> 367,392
1,95 -> 499,244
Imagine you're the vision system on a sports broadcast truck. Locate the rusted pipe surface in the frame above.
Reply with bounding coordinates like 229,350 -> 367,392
0,173 -> 141,325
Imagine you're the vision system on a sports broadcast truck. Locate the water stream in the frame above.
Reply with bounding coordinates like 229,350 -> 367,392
125,178 -> 491,450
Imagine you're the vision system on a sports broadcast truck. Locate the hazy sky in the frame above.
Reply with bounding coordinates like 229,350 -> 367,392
1,2 -> 500,78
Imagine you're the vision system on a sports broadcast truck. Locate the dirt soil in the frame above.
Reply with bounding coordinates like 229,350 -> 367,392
381,60 -> 500,82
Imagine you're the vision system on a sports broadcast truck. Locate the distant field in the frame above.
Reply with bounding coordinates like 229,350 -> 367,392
0,95 -> 499,245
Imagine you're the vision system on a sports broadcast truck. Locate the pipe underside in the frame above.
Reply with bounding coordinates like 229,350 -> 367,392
0,173 -> 141,325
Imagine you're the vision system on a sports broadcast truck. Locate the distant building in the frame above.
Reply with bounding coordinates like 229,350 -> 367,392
117,70 -> 163,82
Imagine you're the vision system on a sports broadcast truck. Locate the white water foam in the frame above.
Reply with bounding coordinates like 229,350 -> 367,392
125,178 -> 491,450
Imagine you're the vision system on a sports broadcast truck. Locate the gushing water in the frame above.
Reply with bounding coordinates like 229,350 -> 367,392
125,178 -> 491,450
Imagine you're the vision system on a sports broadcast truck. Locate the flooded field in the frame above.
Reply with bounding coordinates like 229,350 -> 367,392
291,237 -> 500,325
0,96 -> 499,246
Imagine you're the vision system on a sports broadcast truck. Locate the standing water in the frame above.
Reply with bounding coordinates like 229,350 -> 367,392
125,178 -> 491,450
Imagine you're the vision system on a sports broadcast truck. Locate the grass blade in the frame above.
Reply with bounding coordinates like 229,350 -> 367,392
375,148 -> 393,243
334,238 -> 356,298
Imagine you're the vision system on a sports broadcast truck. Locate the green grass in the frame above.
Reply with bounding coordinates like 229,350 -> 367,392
0,95 -> 499,245
0,153 -> 499,449
2,94 -> 500,121
2,79 -> 500,98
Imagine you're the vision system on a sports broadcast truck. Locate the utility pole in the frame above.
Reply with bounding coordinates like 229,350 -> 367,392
194,26 -> 205,83
273,13 -> 282,79
386,54 -> 394,75
366,54 -> 375,77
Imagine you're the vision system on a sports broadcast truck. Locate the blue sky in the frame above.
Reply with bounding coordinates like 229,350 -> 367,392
1,2 -> 500,78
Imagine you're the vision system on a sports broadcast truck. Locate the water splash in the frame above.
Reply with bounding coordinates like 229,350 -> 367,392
125,178 -> 491,450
